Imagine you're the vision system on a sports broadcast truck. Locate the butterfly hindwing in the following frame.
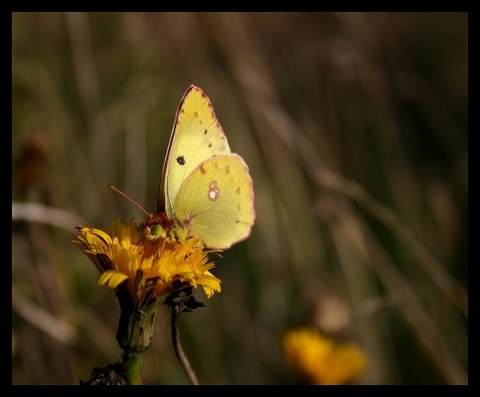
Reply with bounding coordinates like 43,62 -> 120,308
173,154 -> 255,249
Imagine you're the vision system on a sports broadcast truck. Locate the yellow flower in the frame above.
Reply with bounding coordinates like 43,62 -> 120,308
72,218 -> 221,304
282,327 -> 367,385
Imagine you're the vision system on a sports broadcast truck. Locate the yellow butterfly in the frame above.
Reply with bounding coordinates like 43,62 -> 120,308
154,85 -> 255,250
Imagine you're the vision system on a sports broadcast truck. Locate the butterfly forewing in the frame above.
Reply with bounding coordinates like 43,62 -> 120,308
158,85 -> 231,218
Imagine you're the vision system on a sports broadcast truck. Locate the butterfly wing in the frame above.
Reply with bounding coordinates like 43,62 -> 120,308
173,154 -> 255,249
158,85 -> 231,219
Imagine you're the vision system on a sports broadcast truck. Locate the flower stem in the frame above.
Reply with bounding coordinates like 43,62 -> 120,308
123,350 -> 144,385
116,287 -> 162,385
171,309 -> 199,385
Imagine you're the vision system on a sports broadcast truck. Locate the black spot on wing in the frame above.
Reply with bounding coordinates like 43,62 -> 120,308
177,156 -> 185,165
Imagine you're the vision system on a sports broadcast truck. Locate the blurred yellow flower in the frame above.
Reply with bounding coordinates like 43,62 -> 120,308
282,326 -> 367,385
73,218 -> 221,304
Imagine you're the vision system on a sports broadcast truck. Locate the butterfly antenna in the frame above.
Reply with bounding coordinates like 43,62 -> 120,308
110,185 -> 153,221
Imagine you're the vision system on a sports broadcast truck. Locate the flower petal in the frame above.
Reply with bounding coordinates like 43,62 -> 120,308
99,270 -> 129,290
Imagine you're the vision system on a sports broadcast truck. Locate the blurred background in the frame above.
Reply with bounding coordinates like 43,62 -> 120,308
12,12 -> 468,385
